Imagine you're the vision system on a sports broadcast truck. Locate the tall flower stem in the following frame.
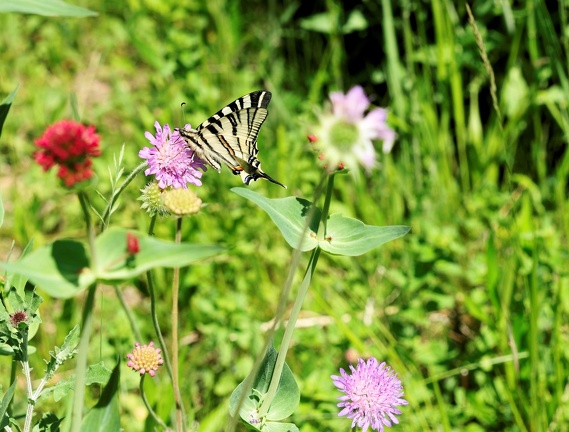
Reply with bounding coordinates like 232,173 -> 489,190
145,215 -> 177,427
71,191 -> 99,432
140,376 -> 171,431
70,285 -> 97,432
258,173 -> 334,417
172,217 -> 187,431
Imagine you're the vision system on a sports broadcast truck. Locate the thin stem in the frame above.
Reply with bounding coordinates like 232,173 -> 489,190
21,329 -> 34,432
101,161 -> 147,230
172,217 -> 186,432
140,376 -> 171,431
71,191 -> 99,432
258,247 -> 321,417
114,285 -> 142,342
70,285 -> 97,432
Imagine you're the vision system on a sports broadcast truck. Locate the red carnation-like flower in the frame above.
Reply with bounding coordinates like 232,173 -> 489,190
35,120 -> 101,187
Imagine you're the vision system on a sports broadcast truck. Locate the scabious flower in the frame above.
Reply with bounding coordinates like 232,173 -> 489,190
314,86 -> 396,172
126,342 -> 163,377
332,357 -> 407,432
35,120 -> 101,187
139,122 -> 206,189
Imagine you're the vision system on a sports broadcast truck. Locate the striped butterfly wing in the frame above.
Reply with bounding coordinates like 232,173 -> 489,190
179,91 -> 286,188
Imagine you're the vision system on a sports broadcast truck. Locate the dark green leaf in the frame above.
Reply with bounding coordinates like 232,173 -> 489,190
0,0 -> 97,17
0,380 -> 16,429
80,363 -> 120,432
231,188 -> 320,251
230,345 -> 299,428
321,214 -> 410,256
0,85 -> 18,138
32,413 -> 63,432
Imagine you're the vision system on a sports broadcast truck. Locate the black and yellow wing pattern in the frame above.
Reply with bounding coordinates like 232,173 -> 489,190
179,90 -> 286,188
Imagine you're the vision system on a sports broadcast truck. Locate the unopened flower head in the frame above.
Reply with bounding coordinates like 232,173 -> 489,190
139,122 -> 207,189
139,182 -> 170,217
9,310 -> 28,327
332,357 -> 407,432
35,120 -> 101,187
126,342 -> 163,377
163,188 -> 202,216
315,86 -> 396,172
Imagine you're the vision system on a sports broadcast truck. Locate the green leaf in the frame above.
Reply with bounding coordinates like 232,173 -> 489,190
42,362 -> 111,402
230,345 -> 299,428
299,12 -> 336,34
231,188 -> 320,251
0,381 -> 16,429
263,423 -> 299,432
0,0 -> 97,17
0,85 -> 18,138
94,227 -> 225,280
32,413 -> 63,432
45,325 -> 79,380
342,9 -> 368,33
0,228 -> 224,298
80,363 -> 120,432
0,240 -> 94,298
321,214 -> 410,256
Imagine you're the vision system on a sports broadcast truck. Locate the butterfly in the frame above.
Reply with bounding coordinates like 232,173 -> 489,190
178,90 -> 286,188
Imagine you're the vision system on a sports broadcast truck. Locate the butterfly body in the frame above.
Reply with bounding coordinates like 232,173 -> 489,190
179,91 -> 286,188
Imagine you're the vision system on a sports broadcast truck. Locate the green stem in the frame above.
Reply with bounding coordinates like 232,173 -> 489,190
258,173 -> 333,417
114,285 -> 142,342
172,217 -> 187,431
71,191 -> 99,432
146,215 -> 177,420
258,247 -> 321,417
70,285 -> 97,432
140,375 -> 171,431
227,171 -> 329,431
101,162 -> 147,230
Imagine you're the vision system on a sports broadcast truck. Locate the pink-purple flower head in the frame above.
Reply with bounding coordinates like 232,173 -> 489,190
332,357 -> 408,432
139,122 -> 207,189
126,342 -> 164,377
315,86 -> 396,172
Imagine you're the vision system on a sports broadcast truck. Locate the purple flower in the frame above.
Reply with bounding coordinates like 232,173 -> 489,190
139,122 -> 207,189
315,86 -> 396,172
332,357 -> 408,432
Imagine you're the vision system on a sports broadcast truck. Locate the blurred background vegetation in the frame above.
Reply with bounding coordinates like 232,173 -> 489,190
0,0 -> 568,431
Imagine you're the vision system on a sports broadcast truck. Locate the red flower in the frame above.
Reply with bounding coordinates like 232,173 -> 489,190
126,232 -> 140,255
35,120 -> 101,187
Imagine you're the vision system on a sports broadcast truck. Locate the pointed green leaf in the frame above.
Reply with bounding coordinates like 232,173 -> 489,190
94,228 -> 224,280
232,188 -> 320,251
0,0 -> 97,16
0,85 -> 18,138
0,240 -> 94,298
80,363 -> 120,432
320,214 -> 410,256
45,325 -> 79,379
0,381 -> 16,428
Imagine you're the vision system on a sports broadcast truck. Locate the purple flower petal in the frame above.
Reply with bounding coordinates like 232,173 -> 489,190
332,357 -> 408,432
140,122 -> 207,189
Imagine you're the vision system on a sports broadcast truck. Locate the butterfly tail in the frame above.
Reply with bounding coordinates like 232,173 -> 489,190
239,169 -> 287,189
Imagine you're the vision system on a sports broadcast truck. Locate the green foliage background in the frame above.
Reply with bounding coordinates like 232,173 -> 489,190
0,0 -> 568,431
